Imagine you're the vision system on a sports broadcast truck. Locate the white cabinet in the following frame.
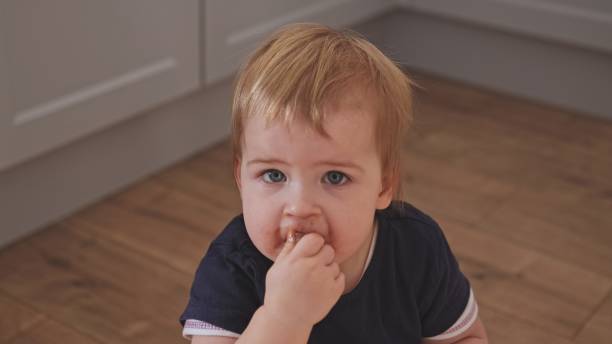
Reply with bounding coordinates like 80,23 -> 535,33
0,0 -> 394,171
203,0 -> 394,85
0,0 -> 199,171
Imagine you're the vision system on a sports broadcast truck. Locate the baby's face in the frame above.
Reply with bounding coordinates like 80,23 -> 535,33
236,100 -> 392,268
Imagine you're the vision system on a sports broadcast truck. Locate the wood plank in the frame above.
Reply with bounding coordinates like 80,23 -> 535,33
460,258 -> 592,338
411,72 -> 501,115
108,176 -> 237,234
107,177 -> 172,209
408,83 -> 612,194
458,146 -> 610,199
439,218 -> 612,310
0,292 -> 46,342
7,318 -> 101,344
518,255 -> 612,310
57,221 -> 192,321
155,140 -> 243,215
438,218 -> 539,276
0,224 -> 186,344
479,305 -> 574,344
411,71 -> 581,142
70,201 -> 218,275
480,191 -> 612,278
575,291 -> 612,344
154,163 -> 242,215
402,152 -> 515,224
406,111 -> 612,198
439,218 -> 610,339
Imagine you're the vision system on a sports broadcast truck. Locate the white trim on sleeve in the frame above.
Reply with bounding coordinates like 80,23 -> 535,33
424,288 -> 479,341
182,319 -> 240,340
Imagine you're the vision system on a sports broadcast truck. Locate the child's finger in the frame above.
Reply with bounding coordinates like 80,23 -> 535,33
276,229 -> 298,260
317,244 -> 335,265
293,233 -> 325,257
328,262 -> 341,279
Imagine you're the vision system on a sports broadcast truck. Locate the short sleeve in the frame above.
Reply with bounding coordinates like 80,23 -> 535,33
179,243 -> 261,335
418,223 -> 471,338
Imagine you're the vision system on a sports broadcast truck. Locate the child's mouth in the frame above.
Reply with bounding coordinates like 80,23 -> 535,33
286,229 -> 304,243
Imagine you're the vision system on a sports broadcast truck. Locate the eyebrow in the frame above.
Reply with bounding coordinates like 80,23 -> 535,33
247,158 -> 365,173
246,158 -> 287,167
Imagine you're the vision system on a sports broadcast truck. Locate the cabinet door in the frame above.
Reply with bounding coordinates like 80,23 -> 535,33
204,0 -> 393,85
0,0 -> 199,171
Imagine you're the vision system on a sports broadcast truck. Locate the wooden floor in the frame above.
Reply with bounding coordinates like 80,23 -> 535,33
1,71 -> 611,343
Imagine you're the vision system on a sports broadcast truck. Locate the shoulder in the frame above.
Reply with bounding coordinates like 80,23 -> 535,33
198,214 -> 270,277
375,201 -> 462,294
378,203 -> 472,337
181,215 -> 269,333
376,201 -> 448,253
209,214 -> 251,251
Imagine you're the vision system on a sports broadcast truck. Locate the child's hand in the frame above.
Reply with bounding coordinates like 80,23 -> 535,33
263,232 -> 346,328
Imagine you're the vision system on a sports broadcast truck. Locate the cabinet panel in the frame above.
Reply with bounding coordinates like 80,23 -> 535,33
0,0 -> 199,171
203,0 -> 393,85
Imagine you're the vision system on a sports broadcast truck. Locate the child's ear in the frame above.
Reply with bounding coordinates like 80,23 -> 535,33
234,158 -> 242,193
375,176 -> 394,210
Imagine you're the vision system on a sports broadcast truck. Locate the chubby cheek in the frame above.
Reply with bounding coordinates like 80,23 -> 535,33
329,213 -> 374,263
241,194 -> 283,261
328,190 -> 379,262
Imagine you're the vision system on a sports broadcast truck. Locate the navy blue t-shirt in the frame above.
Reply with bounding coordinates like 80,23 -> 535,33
180,202 -> 470,343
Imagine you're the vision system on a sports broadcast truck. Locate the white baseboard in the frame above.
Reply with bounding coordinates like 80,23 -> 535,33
399,0 -> 612,54
375,10 -> 612,119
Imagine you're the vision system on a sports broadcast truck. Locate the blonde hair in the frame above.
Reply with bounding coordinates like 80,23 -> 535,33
232,23 -> 413,201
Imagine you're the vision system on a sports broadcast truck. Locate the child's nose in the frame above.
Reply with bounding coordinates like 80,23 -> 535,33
283,185 -> 321,219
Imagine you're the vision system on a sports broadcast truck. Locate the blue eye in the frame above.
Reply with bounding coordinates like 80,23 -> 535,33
324,171 -> 349,185
262,169 -> 286,183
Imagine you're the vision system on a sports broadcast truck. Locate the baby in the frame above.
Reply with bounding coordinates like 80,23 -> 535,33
180,23 -> 488,344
